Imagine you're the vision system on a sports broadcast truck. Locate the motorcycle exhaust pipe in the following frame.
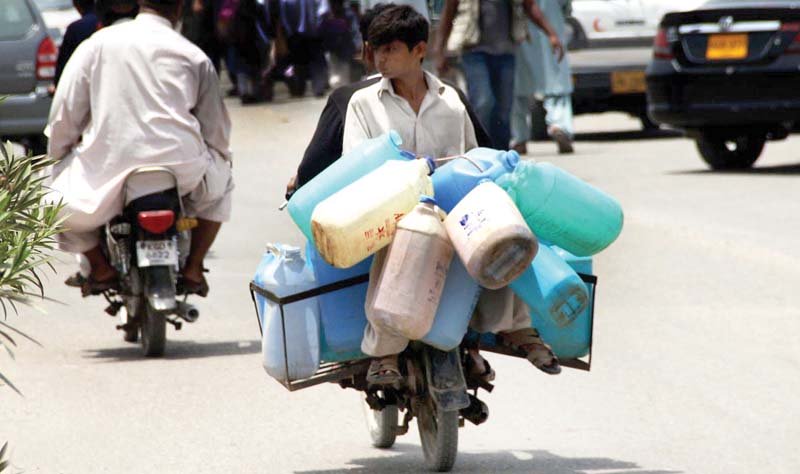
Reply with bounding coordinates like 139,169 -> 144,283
175,301 -> 200,323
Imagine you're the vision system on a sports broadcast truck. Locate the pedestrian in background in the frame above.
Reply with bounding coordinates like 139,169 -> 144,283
319,0 -> 359,87
434,0 -> 563,150
511,0 -> 574,154
55,0 -> 98,87
182,0 -> 223,70
360,0 -> 428,19
269,0 -> 328,97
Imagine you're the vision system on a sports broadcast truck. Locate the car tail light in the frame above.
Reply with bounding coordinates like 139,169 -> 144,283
36,37 -> 58,80
653,28 -> 674,60
781,22 -> 800,54
138,211 -> 175,234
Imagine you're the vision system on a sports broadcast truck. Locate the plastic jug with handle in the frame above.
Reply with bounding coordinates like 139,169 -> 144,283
311,158 -> 435,269
540,245 -> 594,359
253,244 -> 321,382
431,148 -> 520,213
444,180 -> 538,289
509,243 -> 589,335
421,256 -> 482,351
369,196 -> 454,340
305,241 -> 371,362
497,161 -> 623,257
288,131 -> 412,242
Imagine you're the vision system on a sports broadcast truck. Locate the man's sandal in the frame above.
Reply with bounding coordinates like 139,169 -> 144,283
366,355 -> 403,386
177,275 -> 209,298
497,327 -> 562,375
64,272 -> 87,288
80,275 -> 119,297
466,350 -> 496,384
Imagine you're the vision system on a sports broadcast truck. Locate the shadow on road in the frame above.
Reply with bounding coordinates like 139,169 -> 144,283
573,129 -> 683,142
82,339 -> 261,362
670,162 -> 800,176
295,445 -> 682,474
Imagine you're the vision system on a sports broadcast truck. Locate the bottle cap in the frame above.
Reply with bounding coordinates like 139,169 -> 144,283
423,156 -> 436,174
400,150 -> 416,160
388,130 -> 403,148
503,150 -> 521,170
419,195 -> 437,205
284,246 -> 302,259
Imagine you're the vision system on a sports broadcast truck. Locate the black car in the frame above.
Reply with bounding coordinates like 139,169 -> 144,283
646,0 -> 800,169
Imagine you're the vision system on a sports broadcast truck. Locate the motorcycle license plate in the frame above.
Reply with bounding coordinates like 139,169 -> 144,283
136,240 -> 178,267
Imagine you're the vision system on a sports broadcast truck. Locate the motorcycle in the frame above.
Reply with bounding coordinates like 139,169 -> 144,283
98,166 -> 200,357
250,274 -> 596,472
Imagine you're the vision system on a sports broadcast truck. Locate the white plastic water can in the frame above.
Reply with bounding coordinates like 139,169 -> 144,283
444,180 -> 538,289
311,158 -> 435,269
254,244 -> 321,382
369,197 -> 454,340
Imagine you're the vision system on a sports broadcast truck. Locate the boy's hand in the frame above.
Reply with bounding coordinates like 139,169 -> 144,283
285,174 -> 297,201
549,34 -> 565,61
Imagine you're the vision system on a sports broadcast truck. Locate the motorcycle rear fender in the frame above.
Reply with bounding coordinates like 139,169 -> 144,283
423,346 -> 470,412
141,265 -> 176,312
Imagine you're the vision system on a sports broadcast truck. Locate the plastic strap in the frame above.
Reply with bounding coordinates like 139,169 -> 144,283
249,273 -> 370,305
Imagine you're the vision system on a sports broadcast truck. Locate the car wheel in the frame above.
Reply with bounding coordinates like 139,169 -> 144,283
695,131 -> 766,170
25,135 -> 48,157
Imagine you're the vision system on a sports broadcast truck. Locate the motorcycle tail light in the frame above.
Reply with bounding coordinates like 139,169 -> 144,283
137,210 -> 175,234
653,28 -> 674,60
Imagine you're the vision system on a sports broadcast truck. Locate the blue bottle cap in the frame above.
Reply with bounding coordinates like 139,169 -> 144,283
399,150 -> 416,160
388,130 -> 403,147
423,156 -> 436,174
419,195 -> 437,205
504,150 -> 521,170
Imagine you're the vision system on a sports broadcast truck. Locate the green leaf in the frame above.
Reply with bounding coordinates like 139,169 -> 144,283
0,370 -> 22,396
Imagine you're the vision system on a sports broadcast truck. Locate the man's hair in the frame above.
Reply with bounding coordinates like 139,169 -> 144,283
138,0 -> 180,16
359,3 -> 395,43
96,0 -> 138,25
367,5 -> 428,50
74,0 -> 95,11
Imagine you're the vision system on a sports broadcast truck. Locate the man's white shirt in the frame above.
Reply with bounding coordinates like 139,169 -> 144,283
343,71 -> 478,158
46,13 -> 231,235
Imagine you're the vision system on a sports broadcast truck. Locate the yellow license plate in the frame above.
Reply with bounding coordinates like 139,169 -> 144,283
706,33 -> 748,60
611,70 -> 646,94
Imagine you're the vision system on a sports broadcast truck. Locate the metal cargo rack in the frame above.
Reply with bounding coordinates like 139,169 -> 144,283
250,272 -> 598,392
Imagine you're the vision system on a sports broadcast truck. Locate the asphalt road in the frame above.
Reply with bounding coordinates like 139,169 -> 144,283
2,92 -> 800,474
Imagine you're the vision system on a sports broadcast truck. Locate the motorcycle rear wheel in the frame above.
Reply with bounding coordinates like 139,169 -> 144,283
141,303 -> 166,357
418,398 -> 459,472
362,394 -> 398,449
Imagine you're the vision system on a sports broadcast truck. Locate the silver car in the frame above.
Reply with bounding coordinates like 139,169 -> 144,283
0,0 -> 56,155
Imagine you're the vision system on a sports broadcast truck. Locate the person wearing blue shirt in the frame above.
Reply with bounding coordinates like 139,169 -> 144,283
55,0 -> 99,86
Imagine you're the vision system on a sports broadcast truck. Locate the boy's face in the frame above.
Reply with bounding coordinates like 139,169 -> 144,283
374,40 -> 427,79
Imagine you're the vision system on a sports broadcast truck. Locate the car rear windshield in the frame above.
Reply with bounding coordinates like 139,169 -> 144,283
0,0 -> 36,41
32,0 -> 73,10
703,0 -> 799,5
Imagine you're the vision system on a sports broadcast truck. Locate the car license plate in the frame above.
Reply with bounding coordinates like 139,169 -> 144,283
610,70 -> 646,94
706,33 -> 748,60
136,240 -> 178,267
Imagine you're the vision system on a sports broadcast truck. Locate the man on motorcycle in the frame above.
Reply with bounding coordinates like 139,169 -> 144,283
46,0 -> 234,297
341,5 -> 561,386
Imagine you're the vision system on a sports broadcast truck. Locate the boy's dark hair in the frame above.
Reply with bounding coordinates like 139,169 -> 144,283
359,3 -> 395,42
367,5 -> 429,51
74,0 -> 95,11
